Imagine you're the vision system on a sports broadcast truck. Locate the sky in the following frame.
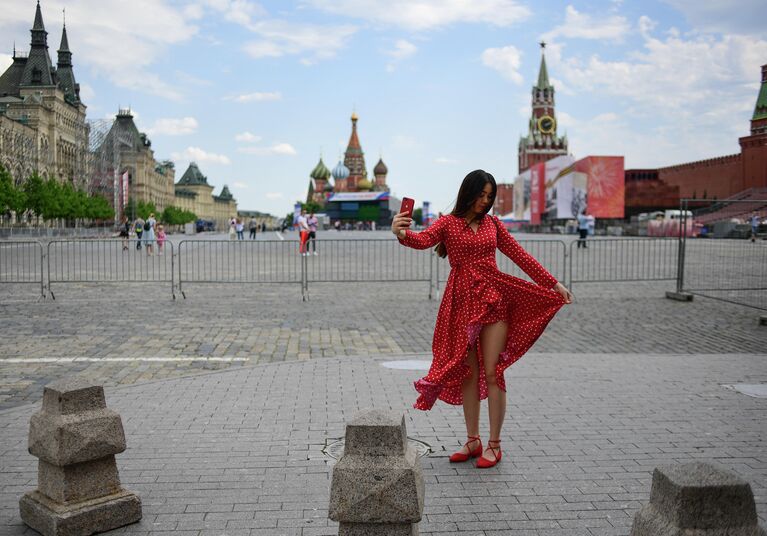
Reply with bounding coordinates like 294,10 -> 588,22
1,0 -> 766,216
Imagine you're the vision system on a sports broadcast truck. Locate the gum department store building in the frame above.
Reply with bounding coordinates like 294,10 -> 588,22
0,2 -> 236,228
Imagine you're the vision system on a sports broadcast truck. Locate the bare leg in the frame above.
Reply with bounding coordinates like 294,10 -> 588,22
479,321 -> 508,461
456,346 -> 481,455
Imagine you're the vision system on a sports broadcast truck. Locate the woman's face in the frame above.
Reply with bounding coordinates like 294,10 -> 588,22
471,183 -> 494,215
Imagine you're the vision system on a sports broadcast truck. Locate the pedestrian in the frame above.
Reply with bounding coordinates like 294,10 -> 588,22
156,224 -> 167,255
307,212 -> 319,255
143,212 -> 156,256
249,217 -> 258,239
334,220 -> 341,232
261,221 -> 266,233
577,209 -> 589,249
134,216 -> 145,250
750,211 -> 760,243
297,208 -> 310,256
392,169 -> 572,468
235,219 -> 244,240
229,217 -> 236,241
119,215 -> 130,251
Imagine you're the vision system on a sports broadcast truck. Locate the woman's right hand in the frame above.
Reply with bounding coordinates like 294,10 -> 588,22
391,211 -> 412,237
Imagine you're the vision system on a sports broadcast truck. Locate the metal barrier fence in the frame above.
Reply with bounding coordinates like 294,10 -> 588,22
177,240 -> 302,299
677,198 -> 767,310
569,238 -> 678,289
47,239 -> 175,299
303,238 -> 434,298
0,241 -> 45,298
435,239 -> 567,294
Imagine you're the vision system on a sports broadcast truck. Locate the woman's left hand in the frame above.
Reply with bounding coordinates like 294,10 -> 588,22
553,282 -> 573,304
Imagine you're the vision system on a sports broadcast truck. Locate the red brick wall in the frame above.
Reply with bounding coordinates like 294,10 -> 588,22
739,132 -> 767,191
657,154 -> 741,200
624,178 -> 680,217
495,183 -> 514,216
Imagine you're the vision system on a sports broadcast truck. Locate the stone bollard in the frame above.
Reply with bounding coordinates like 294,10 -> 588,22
19,378 -> 142,536
329,409 -> 424,535
631,462 -> 766,536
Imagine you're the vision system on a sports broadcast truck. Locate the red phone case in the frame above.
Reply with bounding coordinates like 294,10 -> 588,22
401,197 -> 414,218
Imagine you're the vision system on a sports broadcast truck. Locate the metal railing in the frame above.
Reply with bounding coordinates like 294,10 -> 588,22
569,238 -> 678,289
0,240 -> 45,298
177,240 -> 302,299
677,198 -> 767,310
47,239 -> 175,299
302,238 -> 434,298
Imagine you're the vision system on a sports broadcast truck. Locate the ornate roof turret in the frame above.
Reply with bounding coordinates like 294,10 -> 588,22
310,157 -> 331,181
217,185 -> 233,200
177,162 -> 210,186
373,157 -> 388,176
323,181 -> 334,192
56,23 -> 80,103
21,1 -> 55,87
332,160 -> 350,180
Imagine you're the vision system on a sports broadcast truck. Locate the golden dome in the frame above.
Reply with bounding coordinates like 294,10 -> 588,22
351,111 -> 358,121
357,178 -> 373,191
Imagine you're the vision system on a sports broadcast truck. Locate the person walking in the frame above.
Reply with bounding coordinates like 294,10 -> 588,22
235,219 -> 245,240
134,216 -> 145,250
392,169 -> 572,468
577,209 -> 589,249
750,211 -> 760,243
156,224 -> 167,255
307,212 -> 319,255
119,215 -> 130,251
297,209 -> 310,256
143,213 -> 157,256
249,217 -> 258,240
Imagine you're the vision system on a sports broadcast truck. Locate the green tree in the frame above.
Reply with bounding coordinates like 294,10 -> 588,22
23,172 -> 45,223
0,164 -> 26,220
302,200 -> 322,214
412,207 -> 423,225
136,201 -> 157,220
161,205 -> 196,225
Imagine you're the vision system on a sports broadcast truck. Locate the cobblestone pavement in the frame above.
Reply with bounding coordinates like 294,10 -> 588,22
0,351 -> 765,535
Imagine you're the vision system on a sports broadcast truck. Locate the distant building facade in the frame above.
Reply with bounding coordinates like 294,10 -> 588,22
0,2 -> 88,187
174,162 -> 237,229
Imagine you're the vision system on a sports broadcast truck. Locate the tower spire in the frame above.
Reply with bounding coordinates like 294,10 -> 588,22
536,41 -> 550,90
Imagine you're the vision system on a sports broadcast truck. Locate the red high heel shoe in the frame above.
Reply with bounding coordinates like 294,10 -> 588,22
449,436 -> 482,463
475,439 -> 502,468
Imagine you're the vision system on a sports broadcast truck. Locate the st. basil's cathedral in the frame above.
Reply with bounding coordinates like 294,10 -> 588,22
305,112 -> 389,207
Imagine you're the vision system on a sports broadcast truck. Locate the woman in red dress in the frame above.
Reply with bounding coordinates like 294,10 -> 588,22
393,170 -> 572,468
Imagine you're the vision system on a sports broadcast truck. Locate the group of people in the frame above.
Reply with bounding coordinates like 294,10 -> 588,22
119,214 -> 167,255
229,217 -> 266,240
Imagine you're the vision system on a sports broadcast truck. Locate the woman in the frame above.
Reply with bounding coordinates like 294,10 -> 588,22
144,213 -> 157,256
392,170 -> 572,468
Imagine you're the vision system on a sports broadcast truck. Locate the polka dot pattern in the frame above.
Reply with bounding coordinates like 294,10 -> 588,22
398,214 -> 565,410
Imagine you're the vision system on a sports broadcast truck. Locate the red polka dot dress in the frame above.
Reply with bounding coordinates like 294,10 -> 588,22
398,214 -> 566,411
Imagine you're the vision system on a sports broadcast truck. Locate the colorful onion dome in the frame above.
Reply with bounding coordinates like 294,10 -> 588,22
357,178 -> 373,191
310,157 -> 330,181
374,157 -> 388,176
332,160 -> 350,180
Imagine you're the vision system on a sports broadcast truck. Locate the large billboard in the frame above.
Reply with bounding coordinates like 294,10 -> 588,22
576,156 -> 625,218
513,168 -> 531,221
542,155 -> 576,220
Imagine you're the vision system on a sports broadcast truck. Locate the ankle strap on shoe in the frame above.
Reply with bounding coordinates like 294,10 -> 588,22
467,435 -> 481,441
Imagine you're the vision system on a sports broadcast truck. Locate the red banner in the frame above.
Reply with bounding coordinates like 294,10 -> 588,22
529,162 -> 545,225
575,156 -> 625,218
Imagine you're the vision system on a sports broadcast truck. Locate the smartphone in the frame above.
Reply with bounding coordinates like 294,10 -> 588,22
400,197 -> 415,219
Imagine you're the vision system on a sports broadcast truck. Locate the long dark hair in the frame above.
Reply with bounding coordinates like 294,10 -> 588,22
435,170 -> 497,258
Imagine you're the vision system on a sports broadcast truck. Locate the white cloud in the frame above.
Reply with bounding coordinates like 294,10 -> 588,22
265,192 -> 284,199
78,83 -> 95,102
238,143 -> 297,156
386,39 -> 417,60
481,45 -> 523,84
145,117 -> 198,136
172,147 -> 231,165
544,5 -> 631,42
243,20 -> 357,63
662,0 -> 766,35
224,91 -> 282,102
235,131 -> 262,143
435,157 -> 458,164
306,0 -> 530,31
556,30 -> 767,110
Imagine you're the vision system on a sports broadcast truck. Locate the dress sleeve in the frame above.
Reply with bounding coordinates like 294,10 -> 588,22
493,217 -> 558,288
397,216 -> 448,250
